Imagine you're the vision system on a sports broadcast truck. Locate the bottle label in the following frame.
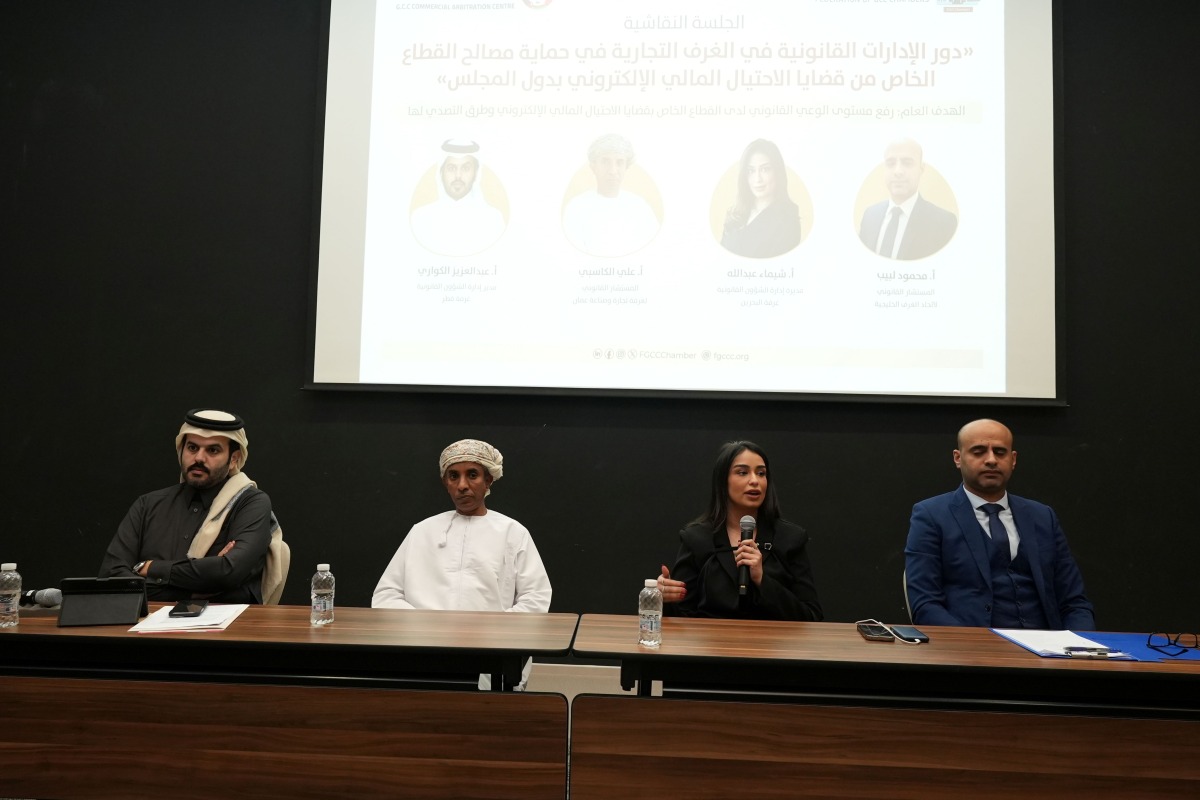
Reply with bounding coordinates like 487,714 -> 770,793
639,613 -> 660,634
312,594 -> 334,612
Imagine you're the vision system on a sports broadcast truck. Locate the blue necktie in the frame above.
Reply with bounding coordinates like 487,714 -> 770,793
981,503 -> 1010,565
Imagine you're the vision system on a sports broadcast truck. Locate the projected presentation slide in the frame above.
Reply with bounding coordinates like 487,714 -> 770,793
313,0 -> 1056,400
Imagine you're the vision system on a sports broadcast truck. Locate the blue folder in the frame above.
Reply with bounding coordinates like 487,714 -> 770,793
1083,632 -> 1200,663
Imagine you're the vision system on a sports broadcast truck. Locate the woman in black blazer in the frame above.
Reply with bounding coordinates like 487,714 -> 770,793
659,440 -> 822,621
719,139 -> 803,259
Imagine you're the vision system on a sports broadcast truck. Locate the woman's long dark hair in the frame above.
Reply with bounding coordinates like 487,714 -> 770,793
723,139 -> 790,233
693,440 -> 782,529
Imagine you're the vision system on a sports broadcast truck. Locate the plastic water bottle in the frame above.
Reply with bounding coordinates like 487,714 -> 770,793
638,578 -> 662,647
0,563 -> 21,628
310,563 -> 335,626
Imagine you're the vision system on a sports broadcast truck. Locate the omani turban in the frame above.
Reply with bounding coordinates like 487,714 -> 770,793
438,439 -> 503,481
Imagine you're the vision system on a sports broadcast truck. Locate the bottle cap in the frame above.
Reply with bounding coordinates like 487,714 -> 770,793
317,563 -> 330,572
1,563 -> 15,571
644,578 -> 658,588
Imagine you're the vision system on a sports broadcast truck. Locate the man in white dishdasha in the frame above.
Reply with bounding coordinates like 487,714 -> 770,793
372,439 -> 552,688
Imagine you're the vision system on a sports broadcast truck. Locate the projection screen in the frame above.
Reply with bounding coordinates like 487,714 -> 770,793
311,0 -> 1059,401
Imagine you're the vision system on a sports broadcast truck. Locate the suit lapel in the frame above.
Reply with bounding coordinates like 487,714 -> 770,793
951,488 -> 992,587
867,204 -> 886,243
1008,495 -> 1052,620
712,527 -> 738,585
897,197 -> 928,259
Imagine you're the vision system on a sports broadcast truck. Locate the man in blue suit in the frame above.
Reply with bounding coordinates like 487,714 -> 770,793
905,419 -> 1095,629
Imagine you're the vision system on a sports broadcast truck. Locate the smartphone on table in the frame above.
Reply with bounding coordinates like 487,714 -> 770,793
889,625 -> 930,643
857,621 -> 895,642
169,600 -> 208,617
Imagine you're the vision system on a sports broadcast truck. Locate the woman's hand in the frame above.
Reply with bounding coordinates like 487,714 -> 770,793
659,565 -> 688,604
734,537 -> 763,586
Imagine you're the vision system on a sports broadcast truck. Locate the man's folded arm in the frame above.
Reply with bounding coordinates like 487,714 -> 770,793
166,492 -> 273,593
99,497 -> 149,578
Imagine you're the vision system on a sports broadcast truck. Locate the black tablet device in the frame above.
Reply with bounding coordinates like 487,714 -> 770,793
57,577 -> 148,627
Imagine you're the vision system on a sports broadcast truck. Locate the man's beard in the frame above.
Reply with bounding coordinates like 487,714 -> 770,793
446,180 -> 472,200
183,460 -> 231,489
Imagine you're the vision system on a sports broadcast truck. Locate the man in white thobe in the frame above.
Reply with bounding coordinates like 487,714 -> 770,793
561,133 -> 659,257
372,439 -> 552,688
410,139 -> 506,256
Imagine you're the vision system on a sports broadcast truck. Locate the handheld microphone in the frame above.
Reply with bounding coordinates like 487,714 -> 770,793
738,515 -> 755,596
19,588 -> 63,608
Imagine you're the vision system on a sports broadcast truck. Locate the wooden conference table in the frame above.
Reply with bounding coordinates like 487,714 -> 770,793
0,605 -> 579,800
573,613 -> 1200,714
569,614 -> 1200,798
2,603 -> 580,690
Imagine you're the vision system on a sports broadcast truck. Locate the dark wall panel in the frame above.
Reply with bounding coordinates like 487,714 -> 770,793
2,1 -> 1196,632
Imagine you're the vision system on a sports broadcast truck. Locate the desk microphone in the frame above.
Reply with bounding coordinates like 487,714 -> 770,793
738,515 -> 755,596
19,588 -> 63,608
